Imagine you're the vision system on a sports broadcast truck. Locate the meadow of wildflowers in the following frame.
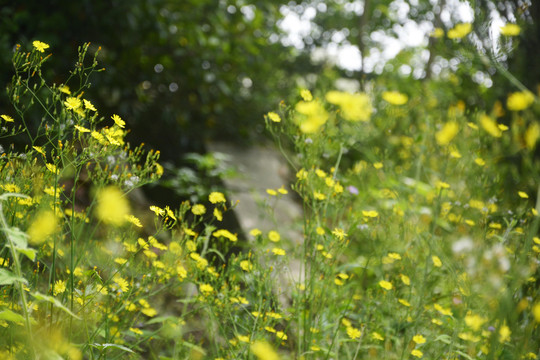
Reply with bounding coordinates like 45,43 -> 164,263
1,28 -> 540,360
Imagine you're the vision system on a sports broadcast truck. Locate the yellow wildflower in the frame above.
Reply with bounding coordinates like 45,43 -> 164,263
326,90 -> 372,122
267,112 -> 281,123
111,114 -> 125,128
413,334 -> 426,344
447,23 -> 472,39
272,247 -> 286,256
479,114 -> 502,137
64,97 -> 82,111
525,122 -> 540,150
346,326 -> 362,339
411,349 -> 423,358
251,341 -> 280,360
209,191 -> 226,204
96,186 -> 130,226
33,40 -> 50,52
28,211 -> 58,245
83,99 -> 97,111
507,91 -> 534,111
382,91 -> 408,105
191,204 -> 206,215
300,89 -> 313,101
378,280 -> 393,290
268,230 -> 280,242
1,114 -> 14,122
53,280 -> 66,296
500,24 -> 520,36
432,255 -> 442,267
436,121 -> 459,145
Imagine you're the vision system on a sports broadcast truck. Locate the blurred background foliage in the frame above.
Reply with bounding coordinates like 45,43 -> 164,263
1,0 -> 539,200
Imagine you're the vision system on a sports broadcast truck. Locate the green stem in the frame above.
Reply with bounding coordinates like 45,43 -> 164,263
0,194 -> 35,359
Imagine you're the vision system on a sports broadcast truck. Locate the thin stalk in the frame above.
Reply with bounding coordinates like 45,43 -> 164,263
0,194 -> 35,359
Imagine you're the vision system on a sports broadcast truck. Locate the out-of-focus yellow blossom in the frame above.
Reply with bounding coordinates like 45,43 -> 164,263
267,112 -> 281,123
28,211 -> 58,245
500,24 -> 520,36
507,91 -> 534,111
251,341 -> 280,360
300,89 -> 313,101
268,230 -> 280,242
525,122 -> 540,150
430,27 -> 444,38
96,186 -> 129,226
436,121 -> 459,145
295,100 -> 329,133
382,91 -> 408,105
326,90 -> 372,121
479,114 -> 502,137
447,23 -> 472,39
379,280 -> 393,290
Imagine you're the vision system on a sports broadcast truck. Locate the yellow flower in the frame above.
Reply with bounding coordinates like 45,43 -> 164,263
212,229 -> 238,242
28,211 -> 58,245
362,210 -> 379,218
240,260 -> 253,272
129,327 -> 143,335
447,23 -> 472,39
373,162 -> 383,169
464,313 -> 486,331
331,228 -> 347,240
430,27 -> 444,38
267,112 -> 281,123
53,280 -> 66,296
378,280 -> 393,290
83,99 -> 97,111
96,186 -> 130,226
532,303 -> 540,322
436,121 -> 459,145
295,100 -> 329,133
33,40 -> 50,52
213,207 -> 223,221
199,284 -> 214,295
113,276 -> 129,292
276,331 -> 287,341
498,325 -> 511,343
525,122 -> 540,150
237,335 -> 250,343
434,303 -> 453,316
500,24 -> 520,36
432,255 -> 442,267
1,114 -> 14,122
474,158 -> 485,166
518,191 -> 528,199
400,274 -> 410,285
479,114 -> 502,137
267,189 -> 277,196
507,91 -> 534,111
278,185 -> 288,194
209,191 -> 226,204
313,191 -> 326,200
74,125 -> 91,133
346,326 -> 362,339
398,298 -> 411,307
372,332 -> 384,341
251,341 -> 280,360
411,349 -> 423,358
125,214 -> 143,227
326,91 -> 373,121
300,89 -> 313,101
250,228 -> 262,236
64,97 -> 82,111
191,204 -> 206,215
268,230 -> 280,242
272,247 -> 286,256
58,85 -> 71,94
382,91 -> 408,105
412,334 -> 426,344
111,114 -> 125,128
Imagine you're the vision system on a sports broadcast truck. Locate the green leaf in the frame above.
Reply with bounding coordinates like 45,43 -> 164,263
31,292 -> 81,319
145,315 -> 177,325
16,247 -> 36,262
0,308 -> 25,323
455,350 -> 475,360
0,268 -> 27,285
4,227 -> 29,249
